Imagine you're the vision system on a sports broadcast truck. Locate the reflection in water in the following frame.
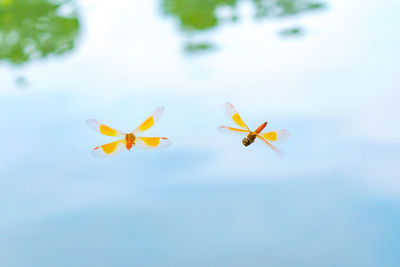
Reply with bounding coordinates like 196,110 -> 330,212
184,42 -> 218,54
162,0 -> 325,53
162,0 -> 237,32
0,0 -> 80,65
252,0 -> 325,18
278,26 -> 304,37
15,75 -> 29,89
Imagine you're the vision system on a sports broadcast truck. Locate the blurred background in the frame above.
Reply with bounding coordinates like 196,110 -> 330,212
0,0 -> 399,266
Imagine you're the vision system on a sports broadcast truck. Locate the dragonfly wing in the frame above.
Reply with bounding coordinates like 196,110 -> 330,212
260,129 -> 290,141
86,119 -> 125,137
256,133 -> 283,157
218,126 -> 249,135
92,140 -> 126,157
133,106 -> 164,134
224,102 -> 249,130
134,137 -> 171,149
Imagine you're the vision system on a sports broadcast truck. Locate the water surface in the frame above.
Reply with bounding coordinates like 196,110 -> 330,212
0,0 -> 399,266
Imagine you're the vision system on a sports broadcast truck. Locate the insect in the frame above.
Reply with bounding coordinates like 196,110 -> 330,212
86,106 -> 171,157
218,102 -> 290,156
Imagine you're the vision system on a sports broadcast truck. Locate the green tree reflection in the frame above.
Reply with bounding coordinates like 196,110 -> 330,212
0,0 -> 80,65
162,0 -> 237,32
252,0 -> 324,18
162,0 -> 325,52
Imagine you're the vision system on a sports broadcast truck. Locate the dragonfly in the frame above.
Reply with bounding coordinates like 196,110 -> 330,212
218,102 -> 290,156
86,106 -> 171,157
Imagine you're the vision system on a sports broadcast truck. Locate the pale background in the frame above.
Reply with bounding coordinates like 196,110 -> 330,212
0,0 -> 399,266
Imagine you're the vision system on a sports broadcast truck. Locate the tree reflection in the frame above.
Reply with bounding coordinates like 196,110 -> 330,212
184,41 -> 217,53
252,0 -> 324,18
162,0 -> 237,32
0,0 -> 80,65
162,0 -> 326,53
278,26 -> 304,37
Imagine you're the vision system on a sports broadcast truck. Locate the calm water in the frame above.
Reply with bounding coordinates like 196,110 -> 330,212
1,0 -> 400,266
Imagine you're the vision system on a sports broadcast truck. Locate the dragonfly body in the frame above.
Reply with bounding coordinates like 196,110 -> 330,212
218,102 -> 290,156
242,132 -> 257,146
87,106 -> 170,157
125,133 -> 135,150
242,122 -> 268,146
